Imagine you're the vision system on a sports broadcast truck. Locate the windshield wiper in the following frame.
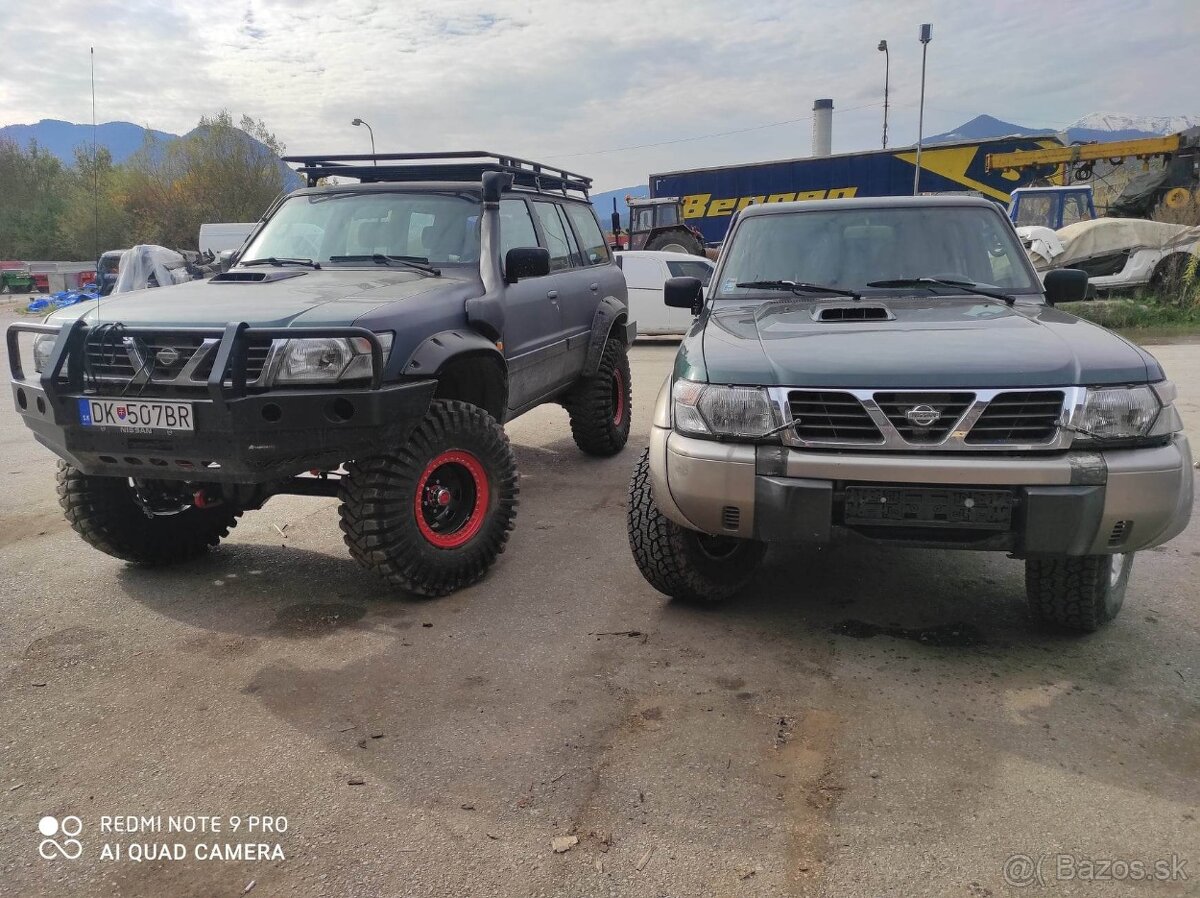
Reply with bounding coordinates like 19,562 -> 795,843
240,257 -> 321,270
328,254 -> 441,276
736,280 -> 861,299
866,277 -> 1015,306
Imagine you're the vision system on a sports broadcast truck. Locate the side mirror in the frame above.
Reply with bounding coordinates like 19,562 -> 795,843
1043,268 -> 1088,305
665,276 -> 704,314
505,246 -> 550,283
218,249 -> 236,272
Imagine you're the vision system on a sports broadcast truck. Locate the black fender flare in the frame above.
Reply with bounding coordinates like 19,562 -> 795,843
582,296 -> 631,377
403,329 -> 507,380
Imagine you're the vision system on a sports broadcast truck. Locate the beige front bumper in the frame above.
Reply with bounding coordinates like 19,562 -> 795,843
648,425 -> 1194,556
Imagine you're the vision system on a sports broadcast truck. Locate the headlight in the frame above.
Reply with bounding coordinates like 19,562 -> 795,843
32,334 -> 57,373
272,333 -> 392,385
1074,384 -> 1166,441
672,378 -> 777,438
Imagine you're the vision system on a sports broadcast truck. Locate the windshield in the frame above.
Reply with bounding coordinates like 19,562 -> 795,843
715,205 -> 1038,298
240,190 -> 480,266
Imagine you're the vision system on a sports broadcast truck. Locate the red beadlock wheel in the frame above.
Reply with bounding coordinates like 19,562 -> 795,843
612,366 -> 627,427
414,449 -> 490,549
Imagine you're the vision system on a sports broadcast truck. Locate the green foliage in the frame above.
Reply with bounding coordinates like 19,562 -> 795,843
1060,297 -> 1200,332
0,111 -> 285,261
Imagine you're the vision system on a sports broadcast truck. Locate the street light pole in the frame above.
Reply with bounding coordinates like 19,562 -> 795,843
913,23 -> 932,195
351,118 -> 376,165
877,39 -> 889,150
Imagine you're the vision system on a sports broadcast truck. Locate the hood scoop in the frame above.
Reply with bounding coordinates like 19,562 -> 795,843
210,269 -> 308,284
813,304 -> 894,322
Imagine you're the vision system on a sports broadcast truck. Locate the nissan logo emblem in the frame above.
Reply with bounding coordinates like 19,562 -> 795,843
905,404 -> 941,427
155,346 -> 181,367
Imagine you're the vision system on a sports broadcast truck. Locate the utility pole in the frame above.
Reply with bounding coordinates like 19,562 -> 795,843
351,118 -> 376,165
913,23 -> 932,194
877,39 -> 889,149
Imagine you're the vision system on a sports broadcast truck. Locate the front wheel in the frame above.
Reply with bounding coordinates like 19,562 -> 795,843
339,400 -> 518,597
627,449 -> 765,603
565,338 -> 631,457
1025,553 -> 1134,632
57,464 -> 242,565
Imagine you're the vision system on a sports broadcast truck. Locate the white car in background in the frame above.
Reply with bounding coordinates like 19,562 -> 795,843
615,250 -> 714,336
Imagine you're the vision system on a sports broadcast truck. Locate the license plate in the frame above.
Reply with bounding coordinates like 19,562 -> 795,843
844,486 -> 1014,530
78,398 -> 194,432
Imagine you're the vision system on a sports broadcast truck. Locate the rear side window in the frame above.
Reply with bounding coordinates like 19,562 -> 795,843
564,203 -> 610,265
499,199 -> 538,258
666,259 -> 714,286
532,201 -> 580,271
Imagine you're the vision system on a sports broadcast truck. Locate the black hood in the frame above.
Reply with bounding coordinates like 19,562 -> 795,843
697,296 -> 1158,388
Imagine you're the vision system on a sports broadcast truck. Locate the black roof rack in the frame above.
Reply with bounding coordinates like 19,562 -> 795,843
281,150 -> 592,196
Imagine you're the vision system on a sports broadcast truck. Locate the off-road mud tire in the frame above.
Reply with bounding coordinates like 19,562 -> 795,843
339,400 -> 518,597
627,448 -> 765,603
1025,553 -> 1134,632
565,338 -> 632,457
57,462 -> 241,565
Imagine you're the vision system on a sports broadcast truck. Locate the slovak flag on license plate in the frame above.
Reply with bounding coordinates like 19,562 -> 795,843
116,406 -> 127,420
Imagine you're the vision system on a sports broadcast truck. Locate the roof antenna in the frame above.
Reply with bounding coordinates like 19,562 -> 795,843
91,46 -> 101,324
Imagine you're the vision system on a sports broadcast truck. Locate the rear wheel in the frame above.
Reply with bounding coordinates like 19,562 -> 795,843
645,229 -> 704,256
565,338 -> 631,457
627,449 -> 765,603
1025,553 -> 1133,632
57,463 -> 241,565
339,400 -> 518,597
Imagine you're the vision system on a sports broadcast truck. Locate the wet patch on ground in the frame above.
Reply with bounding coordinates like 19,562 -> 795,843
833,619 -> 986,647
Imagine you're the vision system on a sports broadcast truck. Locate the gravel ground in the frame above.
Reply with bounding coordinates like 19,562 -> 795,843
1,308 -> 1196,897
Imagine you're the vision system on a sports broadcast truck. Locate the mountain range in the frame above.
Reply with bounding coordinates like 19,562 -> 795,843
3,112 -> 1196,225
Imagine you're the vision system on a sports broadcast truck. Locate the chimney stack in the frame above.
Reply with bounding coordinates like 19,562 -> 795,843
812,99 -> 833,157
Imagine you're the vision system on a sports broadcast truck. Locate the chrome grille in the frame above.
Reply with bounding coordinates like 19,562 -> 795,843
965,390 -> 1064,444
873,391 -> 974,443
771,386 -> 1078,451
80,332 -> 276,389
788,391 -> 883,443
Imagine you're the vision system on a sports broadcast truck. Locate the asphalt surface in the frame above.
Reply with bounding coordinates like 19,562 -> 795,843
1,305 -> 1197,897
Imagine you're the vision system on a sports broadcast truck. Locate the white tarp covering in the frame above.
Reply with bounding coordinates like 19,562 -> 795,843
1037,218 -> 1200,271
112,245 -> 191,294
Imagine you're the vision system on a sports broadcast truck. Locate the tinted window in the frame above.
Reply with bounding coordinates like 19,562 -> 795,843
499,198 -> 538,258
657,204 -> 679,227
532,201 -> 578,271
564,203 -> 610,264
667,259 -> 714,286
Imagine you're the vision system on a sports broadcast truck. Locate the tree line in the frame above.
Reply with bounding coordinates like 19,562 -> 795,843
0,112 -> 288,261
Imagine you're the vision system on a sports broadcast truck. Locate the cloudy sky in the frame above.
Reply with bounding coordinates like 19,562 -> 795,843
2,0 -> 1198,190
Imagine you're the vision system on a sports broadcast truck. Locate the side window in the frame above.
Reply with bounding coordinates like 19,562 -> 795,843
499,199 -> 538,259
1062,194 -> 1089,227
657,204 -> 679,227
532,201 -> 578,271
564,203 -> 611,265
666,260 -> 715,286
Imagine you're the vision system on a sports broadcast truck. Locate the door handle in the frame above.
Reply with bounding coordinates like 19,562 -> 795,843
589,282 -> 599,292
546,290 -> 559,299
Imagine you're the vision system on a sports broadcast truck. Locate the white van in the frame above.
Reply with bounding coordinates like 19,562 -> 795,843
615,251 -> 714,337
198,222 -> 257,255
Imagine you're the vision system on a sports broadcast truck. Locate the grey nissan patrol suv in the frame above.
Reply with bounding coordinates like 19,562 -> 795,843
628,196 -> 1192,631
9,152 -> 634,596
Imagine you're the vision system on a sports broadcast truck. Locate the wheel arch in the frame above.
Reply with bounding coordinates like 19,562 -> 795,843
582,296 -> 631,377
403,330 -> 508,420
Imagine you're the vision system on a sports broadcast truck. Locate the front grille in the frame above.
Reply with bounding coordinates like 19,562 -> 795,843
873,392 -> 974,443
788,391 -> 882,443
81,333 -> 274,386
192,340 -> 273,382
966,390 -> 1064,444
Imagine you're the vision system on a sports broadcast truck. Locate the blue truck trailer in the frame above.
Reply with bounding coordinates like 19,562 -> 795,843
649,136 -> 1064,245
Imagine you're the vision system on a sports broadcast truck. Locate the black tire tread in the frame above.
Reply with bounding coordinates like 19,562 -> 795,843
626,448 -> 764,603
339,399 -> 518,597
56,462 -> 241,565
1025,555 -> 1117,632
566,338 -> 631,457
